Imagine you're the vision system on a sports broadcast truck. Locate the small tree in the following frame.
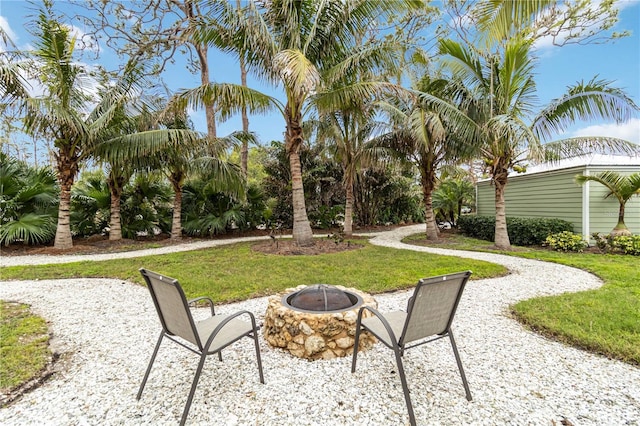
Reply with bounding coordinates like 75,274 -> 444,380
575,171 -> 640,236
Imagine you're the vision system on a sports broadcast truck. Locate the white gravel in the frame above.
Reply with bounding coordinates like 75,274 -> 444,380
1,225 -> 639,425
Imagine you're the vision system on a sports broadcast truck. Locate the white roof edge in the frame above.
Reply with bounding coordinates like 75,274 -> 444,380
477,154 -> 640,183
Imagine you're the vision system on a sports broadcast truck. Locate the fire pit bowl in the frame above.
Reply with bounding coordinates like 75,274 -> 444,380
263,284 -> 377,360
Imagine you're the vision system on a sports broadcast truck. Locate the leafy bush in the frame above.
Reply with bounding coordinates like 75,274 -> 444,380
592,233 -> 640,255
457,215 -> 574,246
543,231 -> 588,252
0,153 -> 58,245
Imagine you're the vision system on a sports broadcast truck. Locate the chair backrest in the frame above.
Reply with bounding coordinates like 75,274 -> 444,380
400,271 -> 471,345
139,268 -> 201,348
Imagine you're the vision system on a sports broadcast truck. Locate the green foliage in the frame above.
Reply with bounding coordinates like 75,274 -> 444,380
355,168 -> 423,226
120,173 -> 172,238
543,231 -> 588,252
432,178 -> 475,226
457,215 -> 574,246
71,171 -> 110,237
592,233 -> 640,256
0,153 -> 58,245
0,301 -> 51,392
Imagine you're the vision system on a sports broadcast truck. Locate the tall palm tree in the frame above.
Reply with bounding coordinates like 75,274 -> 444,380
377,76 -> 477,240
575,171 -> 640,236
434,36 -> 638,249
191,0 -> 418,246
18,5 -> 202,249
315,106 -> 387,237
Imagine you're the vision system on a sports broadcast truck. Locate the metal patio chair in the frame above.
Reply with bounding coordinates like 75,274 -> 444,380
137,268 -> 264,426
352,271 -> 473,426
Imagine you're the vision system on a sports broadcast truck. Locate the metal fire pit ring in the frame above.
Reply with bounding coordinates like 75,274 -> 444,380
282,284 -> 364,314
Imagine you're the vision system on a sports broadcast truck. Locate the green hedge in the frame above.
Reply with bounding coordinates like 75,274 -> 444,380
457,215 -> 574,246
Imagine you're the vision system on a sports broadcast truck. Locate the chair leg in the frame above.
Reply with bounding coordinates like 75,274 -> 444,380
252,331 -> 265,384
180,353 -> 208,426
449,331 -> 472,401
393,345 -> 416,426
137,332 -> 164,400
351,323 -> 362,373
218,351 -> 223,362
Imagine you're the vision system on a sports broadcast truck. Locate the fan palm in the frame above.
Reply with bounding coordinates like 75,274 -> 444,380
0,152 -> 58,245
189,0 -> 418,246
575,171 -> 640,236
434,36 -> 638,249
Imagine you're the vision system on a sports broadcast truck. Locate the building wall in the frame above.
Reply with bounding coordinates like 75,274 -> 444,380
586,165 -> 640,236
477,168 -> 585,233
476,165 -> 640,237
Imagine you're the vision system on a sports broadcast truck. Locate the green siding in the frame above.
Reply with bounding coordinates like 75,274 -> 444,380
476,164 -> 640,238
477,168 -> 585,233
586,166 -> 640,235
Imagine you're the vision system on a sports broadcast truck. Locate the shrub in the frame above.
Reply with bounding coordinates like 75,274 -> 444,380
544,231 -> 588,252
593,233 -> 640,256
457,215 -> 574,246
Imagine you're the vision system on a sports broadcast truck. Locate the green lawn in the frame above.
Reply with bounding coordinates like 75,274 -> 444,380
0,301 -> 51,399
404,233 -> 640,365
0,240 -> 506,303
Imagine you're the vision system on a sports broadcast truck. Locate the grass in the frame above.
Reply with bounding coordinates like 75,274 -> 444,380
404,232 -> 640,365
0,240 -> 507,303
0,301 -> 51,398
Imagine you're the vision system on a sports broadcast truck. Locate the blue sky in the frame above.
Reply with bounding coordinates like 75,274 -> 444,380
1,0 -> 639,162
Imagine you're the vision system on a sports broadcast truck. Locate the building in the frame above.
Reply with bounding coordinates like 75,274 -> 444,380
476,154 -> 640,239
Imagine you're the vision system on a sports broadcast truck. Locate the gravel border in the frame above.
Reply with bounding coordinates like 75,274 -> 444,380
1,225 -> 638,425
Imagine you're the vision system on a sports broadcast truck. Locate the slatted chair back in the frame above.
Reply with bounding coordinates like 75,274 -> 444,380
140,268 -> 201,348
400,271 -> 471,345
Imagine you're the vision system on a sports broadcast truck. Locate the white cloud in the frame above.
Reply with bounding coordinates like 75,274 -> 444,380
65,24 -> 100,53
570,118 -> 640,145
0,15 -> 18,52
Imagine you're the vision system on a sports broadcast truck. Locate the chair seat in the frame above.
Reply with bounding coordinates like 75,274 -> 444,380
362,311 -> 407,347
196,315 -> 254,353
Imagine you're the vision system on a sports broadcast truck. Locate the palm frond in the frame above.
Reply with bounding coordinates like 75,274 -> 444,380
533,77 -> 640,140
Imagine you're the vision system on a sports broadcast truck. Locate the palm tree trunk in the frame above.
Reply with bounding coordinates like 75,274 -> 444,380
612,202 -> 631,236
53,152 -> 78,249
493,171 -> 511,249
108,174 -> 126,241
285,106 -> 314,246
421,167 -> 439,240
344,178 -> 354,237
238,0 -> 249,178
169,172 -> 184,240
195,44 -> 217,141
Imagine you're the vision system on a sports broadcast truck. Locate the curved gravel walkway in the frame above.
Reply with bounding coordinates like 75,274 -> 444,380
1,225 -> 638,425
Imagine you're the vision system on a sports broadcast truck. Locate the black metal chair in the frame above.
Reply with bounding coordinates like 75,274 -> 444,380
352,271 -> 473,426
137,268 -> 264,426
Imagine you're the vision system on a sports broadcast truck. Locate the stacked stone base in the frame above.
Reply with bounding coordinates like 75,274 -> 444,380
263,285 -> 378,360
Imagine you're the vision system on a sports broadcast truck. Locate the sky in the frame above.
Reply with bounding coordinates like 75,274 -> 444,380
1,0 -> 639,164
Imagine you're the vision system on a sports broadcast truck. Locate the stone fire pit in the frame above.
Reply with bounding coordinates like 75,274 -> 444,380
263,284 -> 378,360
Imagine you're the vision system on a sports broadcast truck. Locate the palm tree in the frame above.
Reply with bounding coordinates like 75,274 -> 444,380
315,107 -> 387,237
18,5 -> 203,249
191,0 -> 417,246
434,36 -> 638,249
575,171 -> 640,236
377,76 -> 477,240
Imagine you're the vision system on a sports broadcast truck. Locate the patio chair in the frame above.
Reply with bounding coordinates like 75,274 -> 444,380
137,268 -> 264,426
351,271 -> 472,426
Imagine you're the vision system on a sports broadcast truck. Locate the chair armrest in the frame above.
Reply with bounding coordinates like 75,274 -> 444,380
188,297 -> 215,316
202,310 -> 259,351
356,305 -> 400,348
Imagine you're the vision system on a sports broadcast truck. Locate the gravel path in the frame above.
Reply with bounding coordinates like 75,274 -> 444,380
1,225 -> 638,425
